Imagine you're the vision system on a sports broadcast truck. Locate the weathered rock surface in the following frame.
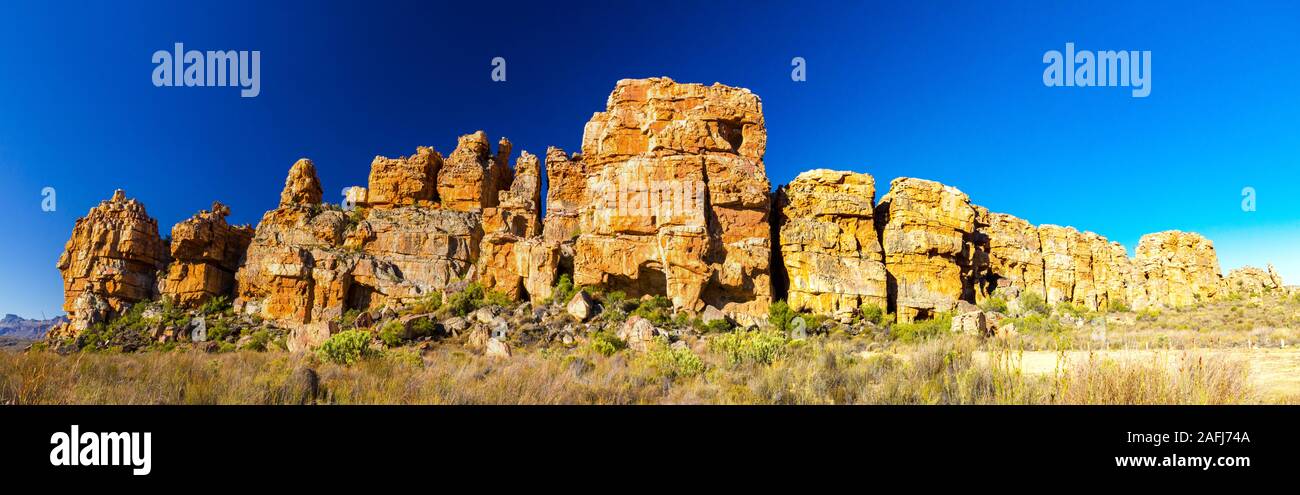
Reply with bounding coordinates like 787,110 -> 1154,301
478,151 -> 560,302
1225,264 -> 1284,295
157,201 -> 254,307
1135,231 -> 1222,308
875,178 -> 976,322
437,131 -> 511,212
776,169 -> 886,320
981,213 -> 1045,298
572,77 -> 772,319
365,147 -> 442,208
54,190 -> 168,334
235,158 -> 481,350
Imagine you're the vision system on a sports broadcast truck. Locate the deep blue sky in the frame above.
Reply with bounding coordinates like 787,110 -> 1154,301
1,1 -> 1297,319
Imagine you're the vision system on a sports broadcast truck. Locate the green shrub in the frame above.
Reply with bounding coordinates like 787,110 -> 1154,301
702,318 -> 735,333
1007,313 -> 1065,333
889,313 -> 953,343
1017,291 -> 1050,315
484,290 -> 514,308
78,303 -> 153,352
447,282 -> 486,316
1106,299 -> 1131,313
340,309 -> 363,329
240,329 -> 273,351
709,329 -> 787,366
200,295 -> 232,316
1137,309 -> 1161,321
409,317 -> 436,338
979,296 -> 1008,314
644,337 -> 705,378
860,303 -> 886,325
378,321 -> 405,347
409,292 -> 442,314
589,331 -> 626,357
631,295 -> 673,327
553,274 -> 575,304
768,300 -> 796,333
1055,301 -> 1088,318
317,330 -> 375,365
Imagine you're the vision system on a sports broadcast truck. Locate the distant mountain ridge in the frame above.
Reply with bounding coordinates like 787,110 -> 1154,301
0,314 -> 67,339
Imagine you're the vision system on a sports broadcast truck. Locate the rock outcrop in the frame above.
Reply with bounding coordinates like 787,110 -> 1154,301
54,190 -> 168,334
157,201 -> 254,307
1134,231 -> 1223,308
1225,264 -> 1284,295
234,156 -> 483,350
572,77 -> 772,318
775,169 -> 886,320
478,151 -> 560,302
981,213 -> 1045,298
365,147 -> 442,208
437,131 -> 512,212
875,178 -> 977,322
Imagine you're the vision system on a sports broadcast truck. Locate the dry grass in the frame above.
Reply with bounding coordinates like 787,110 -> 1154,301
0,333 -> 1264,405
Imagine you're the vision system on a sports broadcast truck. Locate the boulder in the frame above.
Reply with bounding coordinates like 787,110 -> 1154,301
485,337 -> 512,358
617,315 -> 658,352
566,291 -> 594,321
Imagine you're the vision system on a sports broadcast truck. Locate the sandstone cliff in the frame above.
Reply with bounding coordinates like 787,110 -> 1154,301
157,201 -> 254,307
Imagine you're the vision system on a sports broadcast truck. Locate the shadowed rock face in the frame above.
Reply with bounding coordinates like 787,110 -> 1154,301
157,201 -> 254,307
54,189 -> 167,333
571,77 -> 772,319
776,169 -> 886,320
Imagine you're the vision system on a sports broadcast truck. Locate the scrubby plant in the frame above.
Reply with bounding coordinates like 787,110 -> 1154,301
408,292 -> 443,315
644,337 -> 705,379
768,300 -> 796,333
588,331 -> 626,357
483,290 -> 514,308
378,321 -> 406,347
316,330 -> 374,365
447,282 -> 486,316
859,303 -> 886,325
709,329 -> 787,366
1054,301 -> 1088,318
701,318 -> 735,333
200,295 -> 232,316
1017,291 -> 1050,315
631,295 -> 673,327
978,296 -> 1008,314
552,274 -> 575,304
889,312 -> 953,343
1005,313 -> 1063,333
1106,299 -> 1131,313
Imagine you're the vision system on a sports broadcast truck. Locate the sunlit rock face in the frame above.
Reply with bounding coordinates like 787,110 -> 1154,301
1225,264 -> 1284,295
54,189 -> 168,334
1134,230 -> 1223,308
157,201 -> 254,307
776,169 -> 887,320
875,177 -> 977,322
571,77 -> 772,319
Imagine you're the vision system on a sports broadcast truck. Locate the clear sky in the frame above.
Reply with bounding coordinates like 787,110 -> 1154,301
1,1 -> 1297,319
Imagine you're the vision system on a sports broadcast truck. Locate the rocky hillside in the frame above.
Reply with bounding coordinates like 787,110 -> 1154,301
0,314 -> 66,340
44,77 -> 1284,349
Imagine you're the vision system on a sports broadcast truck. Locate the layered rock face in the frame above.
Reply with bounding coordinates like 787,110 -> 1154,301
981,213 -> 1045,298
157,202 -> 254,307
572,77 -> 772,317
478,151 -> 561,302
775,170 -> 886,319
234,157 -> 484,350
366,147 -> 442,208
54,190 -> 168,332
438,132 -> 512,212
1225,264 -> 1284,295
1135,231 -> 1223,307
875,178 -> 976,322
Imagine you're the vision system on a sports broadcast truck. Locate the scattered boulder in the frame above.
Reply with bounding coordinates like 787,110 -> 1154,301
617,315 -> 659,352
567,291 -> 594,321
485,337 -> 512,358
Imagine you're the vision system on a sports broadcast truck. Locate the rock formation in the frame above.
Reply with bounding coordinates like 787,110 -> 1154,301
775,169 -> 886,320
157,201 -> 254,307
234,156 -> 484,350
980,213 -> 1045,298
365,147 -> 442,208
54,190 -> 167,334
437,131 -> 512,212
478,151 -> 561,302
1225,264 -> 1284,295
1134,231 -> 1223,307
875,178 -> 977,322
572,77 -> 772,318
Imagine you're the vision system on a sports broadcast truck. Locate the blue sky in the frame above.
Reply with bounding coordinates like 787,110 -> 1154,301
1,1 -> 1297,318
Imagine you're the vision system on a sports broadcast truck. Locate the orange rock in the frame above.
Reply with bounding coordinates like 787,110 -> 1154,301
366,147 -> 441,208
157,201 -> 253,307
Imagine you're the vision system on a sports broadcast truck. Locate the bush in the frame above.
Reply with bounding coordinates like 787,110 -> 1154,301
447,282 -> 485,316
200,295 -> 232,316
1055,301 -> 1088,318
77,303 -> 153,352
1106,299 -> 1131,313
552,274 -> 575,304
317,330 -> 375,365
701,318 -> 735,333
709,330 -> 787,366
860,303 -> 886,325
239,329 -> 273,351
644,337 -> 705,378
484,290 -> 514,308
889,313 -> 953,343
409,292 -> 442,314
768,300 -> 796,333
631,295 -> 673,327
378,321 -> 405,347
1007,313 -> 1064,333
1017,291 -> 1050,315
589,331 -> 626,357
979,296 -> 1008,314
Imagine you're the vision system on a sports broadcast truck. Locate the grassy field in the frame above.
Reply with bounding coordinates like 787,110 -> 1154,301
4,291 -> 1296,405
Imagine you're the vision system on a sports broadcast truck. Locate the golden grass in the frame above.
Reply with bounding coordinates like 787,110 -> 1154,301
0,333 -> 1264,405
